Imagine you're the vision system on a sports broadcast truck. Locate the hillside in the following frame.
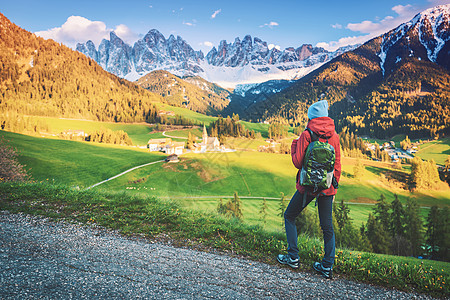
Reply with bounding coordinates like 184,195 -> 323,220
245,5 -> 450,139
0,12 -> 164,128
136,70 -> 230,114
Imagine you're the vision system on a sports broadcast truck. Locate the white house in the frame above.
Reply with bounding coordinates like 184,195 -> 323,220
147,138 -> 172,152
164,142 -> 185,155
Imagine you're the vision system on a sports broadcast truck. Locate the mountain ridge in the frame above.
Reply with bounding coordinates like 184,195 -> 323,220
76,30 -> 357,88
244,4 -> 450,139
136,70 -> 230,115
0,12 -> 164,126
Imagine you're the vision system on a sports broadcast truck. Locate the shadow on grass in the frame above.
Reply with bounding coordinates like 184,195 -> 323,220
341,171 -> 355,178
366,166 -> 409,190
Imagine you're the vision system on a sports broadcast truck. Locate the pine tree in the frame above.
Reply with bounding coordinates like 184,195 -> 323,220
295,206 -> 321,238
365,213 -> 391,254
438,207 -> 450,261
334,199 -> 350,234
374,194 -> 390,226
404,198 -> 424,257
390,194 -> 405,237
216,192 -> 243,220
411,157 -> 441,190
232,191 -> 243,219
443,156 -> 450,185
390,194 -> 409,255
217,198 -> 226,215
426,206 -> 440,259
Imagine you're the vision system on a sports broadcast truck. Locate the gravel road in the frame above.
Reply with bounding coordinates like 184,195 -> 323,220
0,212 -> 431,299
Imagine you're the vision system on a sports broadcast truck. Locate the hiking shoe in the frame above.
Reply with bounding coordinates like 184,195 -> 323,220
277,254 -> 299,269
313,262 -> 332,279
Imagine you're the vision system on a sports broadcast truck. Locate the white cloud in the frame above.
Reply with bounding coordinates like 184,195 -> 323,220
183,21 -> 194,26
392,4 -> 413,15
211,9 -> 221,19
260,21 -> 279,28
268,44 -> 281,50
316,35 -> 369,51
317,4 -> 421,51
346,4 -> 417,35
331,23 -> 343,29
201,41 -> 214,47
114,24 -> 140,44
35,16 -> 139,49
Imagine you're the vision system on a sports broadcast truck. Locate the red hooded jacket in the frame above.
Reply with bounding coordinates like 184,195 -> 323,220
291,117 -> 341,196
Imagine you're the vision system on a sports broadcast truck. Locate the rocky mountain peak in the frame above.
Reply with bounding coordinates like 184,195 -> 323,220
76,29 -> 356,86
378,4 -> 450,74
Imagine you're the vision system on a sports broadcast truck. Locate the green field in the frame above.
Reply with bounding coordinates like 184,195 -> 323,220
415,137 -> 450,165
1,131 -> 166,187
27,116 -> 155,146
4,130 -> 449,232
155,103 -> 217,125
28,116 -> 276,146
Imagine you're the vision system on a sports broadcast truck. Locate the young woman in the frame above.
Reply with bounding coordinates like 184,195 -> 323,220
277,100 -> 341,279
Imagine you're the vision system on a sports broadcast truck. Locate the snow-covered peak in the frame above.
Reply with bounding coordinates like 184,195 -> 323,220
76,30 -> 357,88
378,4 -> 450,74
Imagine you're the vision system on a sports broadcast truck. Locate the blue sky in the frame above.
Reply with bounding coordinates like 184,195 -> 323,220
2,0 -> 448,52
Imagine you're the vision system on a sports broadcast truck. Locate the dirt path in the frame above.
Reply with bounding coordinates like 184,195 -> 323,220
0,212 -> 432,299
86,159 -> 165,189
162,131 -> 188,139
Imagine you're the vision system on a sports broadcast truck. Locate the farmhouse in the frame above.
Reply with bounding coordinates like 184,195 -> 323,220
61,129 -> 88,137
164,142 -> 185,155
147,138 -> 172,152
165,154 -> 180,163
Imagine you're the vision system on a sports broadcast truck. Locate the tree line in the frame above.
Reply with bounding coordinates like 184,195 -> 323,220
208,115 -> 256,141
216,190 -> 449,262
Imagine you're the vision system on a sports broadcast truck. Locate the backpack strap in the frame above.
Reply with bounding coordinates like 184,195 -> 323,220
306,127 -> 329,143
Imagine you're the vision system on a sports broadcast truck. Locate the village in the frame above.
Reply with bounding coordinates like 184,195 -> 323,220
146,124 -> 233,161
363,139 -> 418,163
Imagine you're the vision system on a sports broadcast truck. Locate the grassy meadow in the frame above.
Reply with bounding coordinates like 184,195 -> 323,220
2,122 -> 450,298
1,131 -> 166,187
415,137 -> 450,165
3,130 -> 449,232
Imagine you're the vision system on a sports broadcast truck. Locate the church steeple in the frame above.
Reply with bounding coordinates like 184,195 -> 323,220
202,124 -> 208,145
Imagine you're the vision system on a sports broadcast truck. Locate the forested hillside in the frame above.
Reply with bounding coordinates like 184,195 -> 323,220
244,10 -> 450,139
137,70 -> 230,115
0,12 -> 163,127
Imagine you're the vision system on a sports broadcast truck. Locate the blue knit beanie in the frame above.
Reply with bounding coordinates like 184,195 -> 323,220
307,100 -> 329,120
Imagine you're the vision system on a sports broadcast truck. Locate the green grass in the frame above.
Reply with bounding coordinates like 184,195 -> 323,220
240,121 -> 270,138
155,103 -> 217,125
415,137 -> 450,165
0,182 -> 448,298
30,116 -> 154,146
1,131 -> 166,188
4,130 -> 449,233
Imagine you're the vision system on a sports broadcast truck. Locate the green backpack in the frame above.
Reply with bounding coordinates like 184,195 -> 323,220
299,128 -> 335,193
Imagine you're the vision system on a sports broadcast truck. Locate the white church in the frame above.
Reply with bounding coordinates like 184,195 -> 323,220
195,124 -> 220,152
